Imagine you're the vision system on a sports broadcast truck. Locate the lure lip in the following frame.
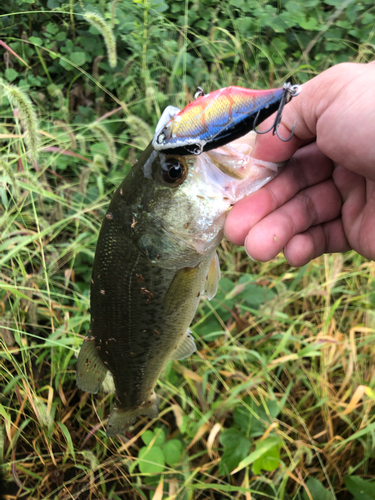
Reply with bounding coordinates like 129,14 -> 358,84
152,83 -> 301,156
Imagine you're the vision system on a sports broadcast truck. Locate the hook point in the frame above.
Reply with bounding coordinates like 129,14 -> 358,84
275,122 -> 296,142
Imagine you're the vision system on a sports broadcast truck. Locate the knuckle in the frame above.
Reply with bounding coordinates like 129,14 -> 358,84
287,155 -> 305,190
263,183 -> 280,210
300,190 -> 319,226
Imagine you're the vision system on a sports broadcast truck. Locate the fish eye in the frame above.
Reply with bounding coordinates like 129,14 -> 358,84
161,156 -> 188,186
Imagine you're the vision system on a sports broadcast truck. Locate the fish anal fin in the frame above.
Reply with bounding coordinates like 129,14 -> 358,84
204,252 -> 221,300
170,329 -> 196,360
107,391 -> 159,436
76,339 -> 108,394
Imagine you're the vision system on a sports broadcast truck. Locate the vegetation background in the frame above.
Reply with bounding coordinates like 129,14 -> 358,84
1,0 -> 375,498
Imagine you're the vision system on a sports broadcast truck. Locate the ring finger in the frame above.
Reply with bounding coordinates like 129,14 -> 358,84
244,179 -> 342,261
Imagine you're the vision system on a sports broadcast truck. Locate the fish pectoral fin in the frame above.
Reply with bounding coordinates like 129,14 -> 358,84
107,391 -> 158,436
204,251 -> 221,300
164,265 -> 201,314
76,339 -> 108,394
170,329 -> 196,360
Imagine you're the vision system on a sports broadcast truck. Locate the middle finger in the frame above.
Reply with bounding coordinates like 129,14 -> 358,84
244,179 -> 342,261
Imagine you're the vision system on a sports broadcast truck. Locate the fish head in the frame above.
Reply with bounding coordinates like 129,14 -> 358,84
134,131 -> 284,262
131,83 -> 302,266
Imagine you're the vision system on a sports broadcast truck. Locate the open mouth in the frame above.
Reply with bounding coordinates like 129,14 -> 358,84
191,131 -> 285,204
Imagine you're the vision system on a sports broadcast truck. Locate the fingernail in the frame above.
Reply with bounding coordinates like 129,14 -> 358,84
244,236 -> 256,261
283,248 -> 291,265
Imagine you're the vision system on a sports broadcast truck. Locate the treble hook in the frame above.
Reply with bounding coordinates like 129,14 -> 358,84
254,83 -> 301,142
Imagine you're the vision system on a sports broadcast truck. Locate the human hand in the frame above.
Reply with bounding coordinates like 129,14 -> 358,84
224,62 -> 375,266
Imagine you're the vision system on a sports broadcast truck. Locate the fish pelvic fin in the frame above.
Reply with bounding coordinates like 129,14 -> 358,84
204,251 -> 221,300
76,339 -> 108,394
169,329 -> 196,360
107,391 -> 159,436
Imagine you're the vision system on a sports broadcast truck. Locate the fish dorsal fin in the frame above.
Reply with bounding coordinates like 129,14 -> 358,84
76,339 -> 108,394
170,329 -> 196,360
204,252 -> 221,300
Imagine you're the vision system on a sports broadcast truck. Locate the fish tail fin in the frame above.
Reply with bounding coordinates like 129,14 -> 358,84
76,339 -> 108,393
107,391 -> 158,436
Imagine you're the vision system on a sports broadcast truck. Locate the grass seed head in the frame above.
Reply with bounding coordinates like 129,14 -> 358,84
76,133 -> 87,154
89,122 -> 116,164
110,0 -> 120,27
83,12 -> 117,68
0,157 -> 20,197
54,121 -> 77,150
125,114 -> 153,150
47,84 -> 65,111
1,79 -> 40,161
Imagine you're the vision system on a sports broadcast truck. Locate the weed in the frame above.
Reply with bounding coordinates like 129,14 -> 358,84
1,1 -> 375,499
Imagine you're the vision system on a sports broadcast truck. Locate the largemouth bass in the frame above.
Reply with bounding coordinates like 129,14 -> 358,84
76,84 -> 301,436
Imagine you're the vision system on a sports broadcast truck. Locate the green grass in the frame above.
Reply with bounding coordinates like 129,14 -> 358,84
2,197 -> 375,499
1,1 -> 375,499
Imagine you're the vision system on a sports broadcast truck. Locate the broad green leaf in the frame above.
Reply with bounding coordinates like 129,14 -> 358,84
59,58 -> 73,71
232,436 -> 282,474
141,430 -> 154,446
345,476 -> 375,500
4,68 -> 19,82
152,428 -> 166,447
163,439 -> 183,466
70,52 -> 87,67
236,275 -> 275,308
240,283 -> 275,307
302,477 -> 334,500
219,428 -> 251,475
252,439 -> 282,475
141,428 -> 165,447
138,446 -> 165,474
56,32 -> 67,42
46,22 -> 59,35
28,36 -> 42,45
234,397 -> 279,437
194,315 -> 222,339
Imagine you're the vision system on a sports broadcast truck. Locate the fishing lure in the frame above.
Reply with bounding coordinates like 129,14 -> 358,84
152,82 -> 301,155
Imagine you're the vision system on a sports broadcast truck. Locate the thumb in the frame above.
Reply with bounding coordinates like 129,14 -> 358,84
252,62 -> 375,176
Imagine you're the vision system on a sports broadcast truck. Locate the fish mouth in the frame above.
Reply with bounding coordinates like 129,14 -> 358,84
191,131 -> 286,204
